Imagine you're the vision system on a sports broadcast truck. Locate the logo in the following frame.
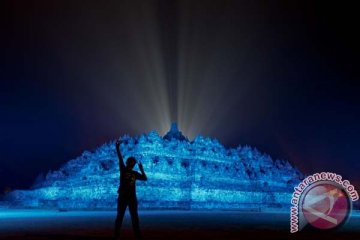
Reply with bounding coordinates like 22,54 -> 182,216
301,182 -> 349,229
290,172 -> 359,233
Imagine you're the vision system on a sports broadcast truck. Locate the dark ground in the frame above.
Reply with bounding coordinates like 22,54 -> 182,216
0,209 -> 359,239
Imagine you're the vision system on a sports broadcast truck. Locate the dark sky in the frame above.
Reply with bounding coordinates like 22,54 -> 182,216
1,0 -> 359,192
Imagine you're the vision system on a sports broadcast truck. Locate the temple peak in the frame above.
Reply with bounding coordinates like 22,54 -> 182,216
163,122 -> 188,141
170,122 -> 179,132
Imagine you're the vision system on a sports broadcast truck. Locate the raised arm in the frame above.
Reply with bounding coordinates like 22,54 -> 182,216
116,140 -> 125,172
137,163 -> 147,181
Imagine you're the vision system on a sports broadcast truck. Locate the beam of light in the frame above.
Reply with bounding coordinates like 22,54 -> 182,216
76,1 -> 172,136
176,2 -> 236,139
175,1 -> 275,140
72,1 -> 275,140
118,1 -> 172,135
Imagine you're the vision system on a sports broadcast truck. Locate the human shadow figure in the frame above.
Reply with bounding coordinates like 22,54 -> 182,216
114,139 -> 147,240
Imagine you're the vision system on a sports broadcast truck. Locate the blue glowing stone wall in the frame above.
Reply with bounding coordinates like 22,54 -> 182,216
6,124 -> 303,210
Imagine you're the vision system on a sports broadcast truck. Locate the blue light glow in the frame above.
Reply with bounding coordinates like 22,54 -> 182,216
6,123 -> 303,210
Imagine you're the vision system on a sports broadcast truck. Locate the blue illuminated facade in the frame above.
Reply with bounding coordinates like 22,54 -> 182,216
6,123 -> 303,210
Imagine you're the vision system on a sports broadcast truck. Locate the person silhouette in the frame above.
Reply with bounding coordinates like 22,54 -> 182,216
114,139 -> 147,240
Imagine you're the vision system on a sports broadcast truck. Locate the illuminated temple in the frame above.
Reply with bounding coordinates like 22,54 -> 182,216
7,123 -> 303,210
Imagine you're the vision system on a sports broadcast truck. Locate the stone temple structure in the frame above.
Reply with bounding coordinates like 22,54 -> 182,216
6,123 -> 303,210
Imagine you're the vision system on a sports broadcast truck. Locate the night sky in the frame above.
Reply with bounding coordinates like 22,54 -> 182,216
1,0 -> 359,192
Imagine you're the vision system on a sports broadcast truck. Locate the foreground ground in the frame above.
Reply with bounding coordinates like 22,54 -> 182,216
0,209 -> 359,239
